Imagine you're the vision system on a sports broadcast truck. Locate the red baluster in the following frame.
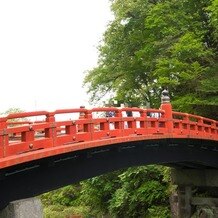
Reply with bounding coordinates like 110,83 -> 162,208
78,106 -> 86,132
115,109 -> 122,131
84,110 -> 94,140
45,112 -> 56,146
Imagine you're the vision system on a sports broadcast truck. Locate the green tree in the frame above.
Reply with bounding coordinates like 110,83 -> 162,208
78,166 -> 170,218
41,185 -> 90,218
84,0 -> 218,119
1,108 -> 24,115
78,170 -> 122,217
41,166 -> 170,217
41,185 -> 81,207
84,0 -> 155,107
209,0 -> 218,39
108,166 -> 170,218
0,108 -> 27,123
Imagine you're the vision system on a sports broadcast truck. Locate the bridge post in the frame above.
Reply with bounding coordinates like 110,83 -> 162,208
0,117 -> 8,158
160,89 -> 173,133
0,197 -> 43,218
170,186 -> 193,218
170,169 -> 218,217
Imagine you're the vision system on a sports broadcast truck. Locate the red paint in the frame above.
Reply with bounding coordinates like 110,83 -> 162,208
0,104 -> 217,169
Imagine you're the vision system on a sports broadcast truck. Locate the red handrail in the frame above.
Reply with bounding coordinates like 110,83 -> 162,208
0,105 -> 217,169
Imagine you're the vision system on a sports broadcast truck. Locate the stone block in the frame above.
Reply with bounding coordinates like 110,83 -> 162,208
0,197 -> 43,218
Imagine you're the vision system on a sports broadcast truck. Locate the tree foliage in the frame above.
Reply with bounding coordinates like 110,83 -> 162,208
1,108 -> 24,115
0,108 -> 27,123
208,0 -> 218,39
84,0 -> 218,119
41,166 -> 171,217
107,166 -> 170,217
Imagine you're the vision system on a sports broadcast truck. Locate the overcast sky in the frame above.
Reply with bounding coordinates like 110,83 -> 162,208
0,0 -> 113,113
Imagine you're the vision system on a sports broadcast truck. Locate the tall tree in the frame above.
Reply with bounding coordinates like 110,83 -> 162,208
84,0 -> 218,119
79,166 -> 170,218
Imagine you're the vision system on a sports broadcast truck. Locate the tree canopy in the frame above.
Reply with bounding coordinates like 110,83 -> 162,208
41,166 -> 171,218
84,0 -> 218,119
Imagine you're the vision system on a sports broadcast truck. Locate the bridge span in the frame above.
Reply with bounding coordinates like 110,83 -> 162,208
0,93 -> 217,215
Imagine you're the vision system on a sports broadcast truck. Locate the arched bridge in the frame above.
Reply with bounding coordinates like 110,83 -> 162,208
0,97 -> 217,209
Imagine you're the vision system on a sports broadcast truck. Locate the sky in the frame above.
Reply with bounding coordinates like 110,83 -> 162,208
0,0 -> 113,113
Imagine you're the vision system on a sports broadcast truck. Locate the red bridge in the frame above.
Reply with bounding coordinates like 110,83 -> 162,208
0,93 -> 217,209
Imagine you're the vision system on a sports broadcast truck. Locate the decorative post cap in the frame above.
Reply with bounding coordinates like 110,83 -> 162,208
161,89 -> 170,103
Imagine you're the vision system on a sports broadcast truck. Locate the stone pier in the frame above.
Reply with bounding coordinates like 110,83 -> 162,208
0,197 -> 43,218
170,169 -> 218,218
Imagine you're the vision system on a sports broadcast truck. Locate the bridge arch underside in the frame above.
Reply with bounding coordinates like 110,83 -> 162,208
0,138 -> 217,209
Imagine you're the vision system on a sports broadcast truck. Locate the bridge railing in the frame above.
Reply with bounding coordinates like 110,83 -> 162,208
0,107 -> 217,159
172,111 -> 218,139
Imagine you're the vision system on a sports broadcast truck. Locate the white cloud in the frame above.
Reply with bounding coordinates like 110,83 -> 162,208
0,0 -> 112,112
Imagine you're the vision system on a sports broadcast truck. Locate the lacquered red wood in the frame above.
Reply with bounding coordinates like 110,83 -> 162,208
0,104 -> 217,169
